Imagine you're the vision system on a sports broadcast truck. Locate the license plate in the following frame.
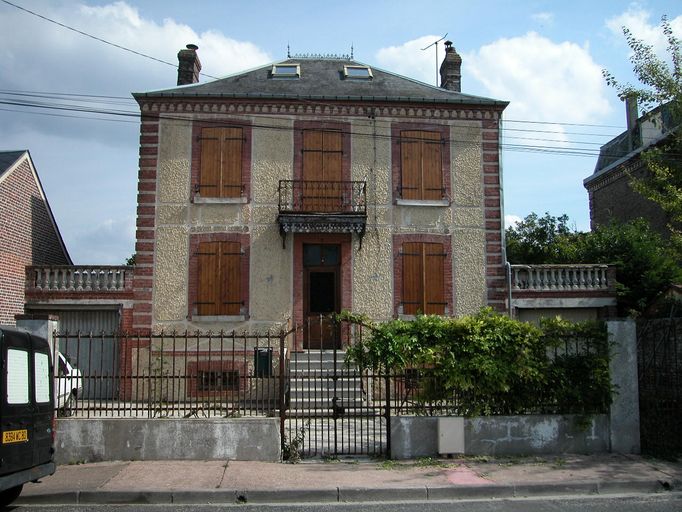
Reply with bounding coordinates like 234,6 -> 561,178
2,429 -> 28,444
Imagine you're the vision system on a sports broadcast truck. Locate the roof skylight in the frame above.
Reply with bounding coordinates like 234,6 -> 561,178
271,64 -> 300,78
343,65 -> 373,79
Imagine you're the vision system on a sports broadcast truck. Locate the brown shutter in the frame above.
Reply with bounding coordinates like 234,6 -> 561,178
424,243 -> 446,314
220,241 -> 242,316
323,130 -> 343,210
196,241 -> 220,315
302,130 -> 323,211
402,242 -> 423,315
400,130 -> 421,200
199,128 -> 221,198
221,127 -> 243,198
421,131 -> 442,200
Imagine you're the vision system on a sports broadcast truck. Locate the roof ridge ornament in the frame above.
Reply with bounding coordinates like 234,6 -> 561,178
290,52 -> 352,60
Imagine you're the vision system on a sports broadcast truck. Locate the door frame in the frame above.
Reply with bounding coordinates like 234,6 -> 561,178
293,234 -> 352,351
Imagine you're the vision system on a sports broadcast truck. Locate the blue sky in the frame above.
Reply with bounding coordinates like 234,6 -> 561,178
0,0 -> 680,264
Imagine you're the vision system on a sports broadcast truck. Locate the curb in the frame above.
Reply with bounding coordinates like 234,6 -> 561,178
16,480 -> 678,506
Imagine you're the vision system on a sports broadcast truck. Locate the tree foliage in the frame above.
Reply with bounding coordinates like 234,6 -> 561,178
603,15 -> 682,243
506,213 -> 682,314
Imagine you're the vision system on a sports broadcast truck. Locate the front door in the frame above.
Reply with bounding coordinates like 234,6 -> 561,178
303,244 -> 341,349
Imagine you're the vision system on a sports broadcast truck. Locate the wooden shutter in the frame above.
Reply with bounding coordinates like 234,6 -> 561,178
423,243 -> 446,314
221,127 -> 243,198
220,241 -> 242,315
400,131 -> 421,200
402,242 -> 423,315
302,129 -> 343,212
421,132 -> 442,200
400,130 -> 442,200
199,128 -> 221,198
196,241 -> 220,315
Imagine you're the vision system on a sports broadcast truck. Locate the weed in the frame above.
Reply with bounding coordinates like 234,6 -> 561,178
552,457 -> 566,468
282,421 -> 309,463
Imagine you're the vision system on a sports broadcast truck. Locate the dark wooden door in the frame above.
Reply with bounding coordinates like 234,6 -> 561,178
303,244 -> 341,349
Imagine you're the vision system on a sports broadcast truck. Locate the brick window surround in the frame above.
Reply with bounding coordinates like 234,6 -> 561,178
391,123 -> 451,202
293,120 -> 351,182
191,119 -> 252,202
188,232 -> 250,320
393,234 -> 453,317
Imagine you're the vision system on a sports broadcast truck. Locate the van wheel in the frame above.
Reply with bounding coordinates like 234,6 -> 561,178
59,392 -> 76,417
0,484 -> 23,507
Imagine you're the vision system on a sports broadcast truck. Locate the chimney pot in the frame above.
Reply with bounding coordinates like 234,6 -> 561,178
177,43 -> 202,86
439,39 -> 462,92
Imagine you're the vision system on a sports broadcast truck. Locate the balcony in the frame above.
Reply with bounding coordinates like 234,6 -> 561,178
277,180 -> 367,248
510,264 -> 615,293
26,265 -> 133,297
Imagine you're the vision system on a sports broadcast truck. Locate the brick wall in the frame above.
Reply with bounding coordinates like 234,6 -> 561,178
0,157 -> 70,324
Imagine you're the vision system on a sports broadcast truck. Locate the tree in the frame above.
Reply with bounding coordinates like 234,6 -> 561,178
125,253 -> 136,266
505,212 -> 578,264
603,15 -> 682,244
506,213 -> 682,315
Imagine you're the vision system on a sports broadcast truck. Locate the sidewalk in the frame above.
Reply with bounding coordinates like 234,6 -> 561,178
18,454 -> 682,505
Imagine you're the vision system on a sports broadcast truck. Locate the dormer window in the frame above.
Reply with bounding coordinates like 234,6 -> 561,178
271,64 -> 300,78
343,65 -> 372,79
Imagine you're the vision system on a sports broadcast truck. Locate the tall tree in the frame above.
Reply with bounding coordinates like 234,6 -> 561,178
603,15 -> 682,244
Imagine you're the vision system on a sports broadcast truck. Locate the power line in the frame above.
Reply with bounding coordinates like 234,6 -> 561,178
0,0 -> 219,80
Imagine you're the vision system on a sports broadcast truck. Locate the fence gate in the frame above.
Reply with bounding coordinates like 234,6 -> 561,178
283,338 -> 389,458
637,318 -> 682,456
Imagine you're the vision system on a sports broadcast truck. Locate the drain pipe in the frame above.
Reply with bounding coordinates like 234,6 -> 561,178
504,258 -> 514,318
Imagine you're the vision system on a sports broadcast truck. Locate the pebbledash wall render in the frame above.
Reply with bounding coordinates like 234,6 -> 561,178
129,46 -> 509,336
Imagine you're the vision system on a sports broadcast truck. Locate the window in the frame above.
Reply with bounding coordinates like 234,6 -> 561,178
400,241 -> 447,315
195,240 -> 243,317
198,127 -> 244,198
197,370 -> 239,391
271,63 -> 300,78
343,65 -> 372,79
399,130 -> 444,200
34,352 -> 50,404
6,349 -> 29,404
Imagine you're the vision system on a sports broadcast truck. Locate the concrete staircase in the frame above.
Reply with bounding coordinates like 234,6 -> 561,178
288,351 -> 368,416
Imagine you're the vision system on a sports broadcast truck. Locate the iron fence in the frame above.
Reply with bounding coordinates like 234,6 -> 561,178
54,329 -> 292,419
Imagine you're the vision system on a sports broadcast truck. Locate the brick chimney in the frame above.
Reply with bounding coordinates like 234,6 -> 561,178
439,40 -> 462,92
177,44 -> 202,86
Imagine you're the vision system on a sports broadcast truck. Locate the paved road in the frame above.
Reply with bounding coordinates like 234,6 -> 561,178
11,493 -> 682,511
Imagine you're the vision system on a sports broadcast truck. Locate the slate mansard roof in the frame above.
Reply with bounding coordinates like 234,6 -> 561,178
134,58 -> 508,108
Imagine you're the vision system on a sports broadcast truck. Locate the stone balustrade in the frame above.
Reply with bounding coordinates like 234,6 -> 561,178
511,264 -> 613,292
26,266 -> 132,293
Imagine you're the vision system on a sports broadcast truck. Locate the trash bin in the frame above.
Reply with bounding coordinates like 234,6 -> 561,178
254,347 -> 273,378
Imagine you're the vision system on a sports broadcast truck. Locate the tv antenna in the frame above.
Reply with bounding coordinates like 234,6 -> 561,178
421,33 -> 448,86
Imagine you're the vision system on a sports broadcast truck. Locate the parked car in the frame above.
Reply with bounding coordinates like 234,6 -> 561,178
56,352 -> 82,416
0,327 -> 56,507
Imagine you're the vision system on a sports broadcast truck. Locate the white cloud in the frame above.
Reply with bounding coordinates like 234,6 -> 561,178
374,35 -> 447,86
606,6 -> 682,54
505,215 -> 523,228
464,32 -> 611,126
531,12 -> 555,25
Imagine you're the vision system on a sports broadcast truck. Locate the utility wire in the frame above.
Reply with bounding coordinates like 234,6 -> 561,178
0,0 -> 219,80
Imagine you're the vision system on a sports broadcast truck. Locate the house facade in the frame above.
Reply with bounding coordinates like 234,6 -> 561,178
130,43 -> 509,347
584,99 -> 677,237
0,150 -> 71,325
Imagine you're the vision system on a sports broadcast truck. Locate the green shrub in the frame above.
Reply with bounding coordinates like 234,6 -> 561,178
344,309 -> 611,416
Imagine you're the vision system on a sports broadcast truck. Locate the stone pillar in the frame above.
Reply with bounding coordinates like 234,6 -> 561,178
608,319 -> 640,453
15,313 -> 60,356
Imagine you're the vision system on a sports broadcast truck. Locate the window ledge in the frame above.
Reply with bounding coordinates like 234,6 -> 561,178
193,196 -> 248,205
192,315 -> 248,322
396,199 -> 450,207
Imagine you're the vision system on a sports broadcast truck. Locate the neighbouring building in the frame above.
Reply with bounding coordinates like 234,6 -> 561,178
130,42 -> 509,347
0,150 -> 71,325
584,99 -> 678,237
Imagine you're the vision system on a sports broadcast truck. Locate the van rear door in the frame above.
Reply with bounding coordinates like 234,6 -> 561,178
0,329 -> 54,478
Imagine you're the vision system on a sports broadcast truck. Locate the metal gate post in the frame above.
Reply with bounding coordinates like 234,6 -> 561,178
385,370 -> 391,458
278,330 -> 286,459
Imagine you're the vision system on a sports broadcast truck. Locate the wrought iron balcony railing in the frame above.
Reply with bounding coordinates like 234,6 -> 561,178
278,180 -> 366,215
